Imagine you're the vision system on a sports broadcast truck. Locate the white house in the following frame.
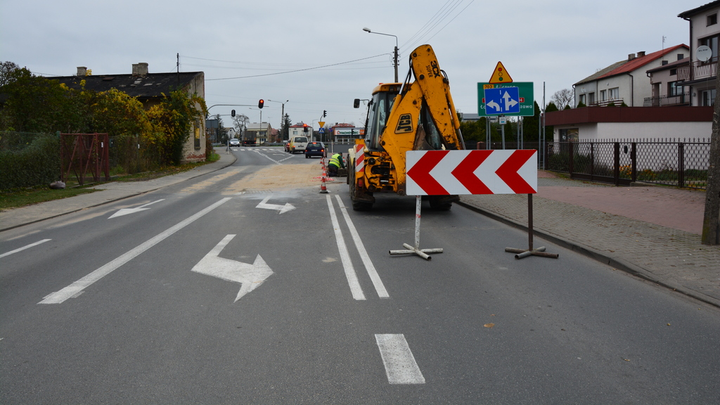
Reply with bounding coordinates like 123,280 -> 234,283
678,0 -> 720,106
574,45 -> 689,108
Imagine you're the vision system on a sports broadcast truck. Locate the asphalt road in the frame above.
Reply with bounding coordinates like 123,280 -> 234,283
1,146 -> 718,404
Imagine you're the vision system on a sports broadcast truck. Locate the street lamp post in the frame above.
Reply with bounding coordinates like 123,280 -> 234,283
267,99 -> 289,140
363,27 -> 399,82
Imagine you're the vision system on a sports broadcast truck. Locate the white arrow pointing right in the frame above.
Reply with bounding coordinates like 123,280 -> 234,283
191,234 -> 273,302
256,196 -> 296,214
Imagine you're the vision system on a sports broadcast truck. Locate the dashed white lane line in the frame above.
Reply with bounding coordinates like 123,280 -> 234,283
0,239 -> 51,259
39,198 -> 231,304
375,334 -> 426,384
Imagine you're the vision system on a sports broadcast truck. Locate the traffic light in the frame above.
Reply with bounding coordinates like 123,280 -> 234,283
303,123 -> 308,133
231,109 -> 236,117
323,110 -> 327,117
258,99 -> 264,109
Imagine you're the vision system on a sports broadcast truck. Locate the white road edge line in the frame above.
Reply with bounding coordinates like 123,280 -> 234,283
0,239 -> 51,259
333,194 -> 389,298
326,194 -> 365,300
38,198 -> 231,305
375,334 -> 426,384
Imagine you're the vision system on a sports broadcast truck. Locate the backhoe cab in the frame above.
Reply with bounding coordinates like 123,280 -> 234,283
349,44 -> 464,211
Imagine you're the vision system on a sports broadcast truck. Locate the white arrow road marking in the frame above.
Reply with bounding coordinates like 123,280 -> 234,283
191,234 -> 273,302
0,239 -> 51,259
375,334 -> 426,384
109,199 -> 165,219
39,198 -> 231,304
256,196 -> 296,214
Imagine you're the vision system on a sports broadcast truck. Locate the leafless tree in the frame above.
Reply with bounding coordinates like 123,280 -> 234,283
551,88 -> 574,109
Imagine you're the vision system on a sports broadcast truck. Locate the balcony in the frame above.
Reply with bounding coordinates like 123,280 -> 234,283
643,91 -> 691,107
678,59 -> 717,82
589,98 -> 625,107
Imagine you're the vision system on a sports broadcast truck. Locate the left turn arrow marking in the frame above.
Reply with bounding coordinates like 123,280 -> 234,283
109,199 -> 165,219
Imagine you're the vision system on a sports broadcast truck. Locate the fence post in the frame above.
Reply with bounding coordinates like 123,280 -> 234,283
614,142 -> 620,186
590,142 -> 595,181
568,140 -> 574,176
631,142 -> 637,182
678,141 -> 685,188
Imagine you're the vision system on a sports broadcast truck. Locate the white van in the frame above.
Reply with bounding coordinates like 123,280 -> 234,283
288,136 -> 308,154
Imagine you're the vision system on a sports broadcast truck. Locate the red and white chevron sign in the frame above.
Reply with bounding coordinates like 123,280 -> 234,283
406,150 -> 537,196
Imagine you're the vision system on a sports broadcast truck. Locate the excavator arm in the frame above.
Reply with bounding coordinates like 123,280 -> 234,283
379,44 -> 464,195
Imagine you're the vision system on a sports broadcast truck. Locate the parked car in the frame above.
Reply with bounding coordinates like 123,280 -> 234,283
304,141 -> 325,158
229,138 -> 240,147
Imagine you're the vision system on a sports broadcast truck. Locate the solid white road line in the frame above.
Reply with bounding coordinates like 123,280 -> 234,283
0,239 -> 51,259
39,198 -> 231,304
326,195 -> 365,300
333,195 -> 389,298
375,334 -> 426,384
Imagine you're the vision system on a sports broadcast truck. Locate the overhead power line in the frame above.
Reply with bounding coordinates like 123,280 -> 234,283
201,53 -> 391,81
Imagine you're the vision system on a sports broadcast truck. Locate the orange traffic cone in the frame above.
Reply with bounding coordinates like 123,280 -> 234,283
320,175 -> 328,194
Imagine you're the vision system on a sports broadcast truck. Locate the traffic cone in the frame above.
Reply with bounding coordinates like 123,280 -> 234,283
320,175 -> 328,194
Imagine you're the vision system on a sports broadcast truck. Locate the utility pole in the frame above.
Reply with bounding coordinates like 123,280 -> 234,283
703,62 -> 720,244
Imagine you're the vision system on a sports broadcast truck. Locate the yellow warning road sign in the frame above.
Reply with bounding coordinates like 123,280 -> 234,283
489,61 -> 513,84
318,121 -> 325,128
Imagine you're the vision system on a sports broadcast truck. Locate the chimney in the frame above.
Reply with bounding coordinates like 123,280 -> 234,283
132,62 -> 149,77
637,51 -> 646,57
77,66 -> 87,76
628,53 -> 636,61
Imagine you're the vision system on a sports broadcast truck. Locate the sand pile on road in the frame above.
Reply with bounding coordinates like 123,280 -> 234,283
235,163 -> 322,191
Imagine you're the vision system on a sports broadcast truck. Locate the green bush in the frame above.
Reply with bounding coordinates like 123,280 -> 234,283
0,133 -> 60,189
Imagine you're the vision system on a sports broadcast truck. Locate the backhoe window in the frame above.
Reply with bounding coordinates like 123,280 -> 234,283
365,91 -> 396,150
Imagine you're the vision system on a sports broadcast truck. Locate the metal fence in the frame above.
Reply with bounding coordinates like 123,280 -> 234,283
545,139 -> 710,190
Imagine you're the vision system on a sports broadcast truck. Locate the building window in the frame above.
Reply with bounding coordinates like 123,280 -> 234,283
668,81 -> 684,97
702,89 -> 716,106
608,87 -> 619,101
559,128 -> 579,142
670,68 -> 677,76
579,94 -> 586,105
701,35 -> 719,62
588,92 -> 595,105
708,13 -> 717,26
600,90 -> 606,101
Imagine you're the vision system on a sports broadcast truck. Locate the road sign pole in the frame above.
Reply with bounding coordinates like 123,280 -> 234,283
389,196 -> 444,260
504,194 -> 559,259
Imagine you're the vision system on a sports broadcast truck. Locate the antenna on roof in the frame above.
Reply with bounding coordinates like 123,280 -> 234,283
662,36 -> 666,50
176,53 -> 180,84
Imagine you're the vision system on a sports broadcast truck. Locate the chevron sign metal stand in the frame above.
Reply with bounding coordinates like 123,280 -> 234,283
402,149 -> 557,261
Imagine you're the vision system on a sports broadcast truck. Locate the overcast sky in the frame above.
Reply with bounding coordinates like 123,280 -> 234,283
1,0 -> 692,129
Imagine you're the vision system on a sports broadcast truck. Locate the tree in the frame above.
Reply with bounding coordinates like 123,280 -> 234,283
551,88 -> 574,109
0,61 -> 20,87
233,113 -> 249,138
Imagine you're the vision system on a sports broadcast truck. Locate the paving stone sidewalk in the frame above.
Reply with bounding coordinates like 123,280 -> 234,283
458,173 -> 720,308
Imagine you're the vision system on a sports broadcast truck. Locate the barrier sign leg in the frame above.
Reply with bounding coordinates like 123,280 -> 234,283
390,196 -> 443,260
505,194 -> 559,259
